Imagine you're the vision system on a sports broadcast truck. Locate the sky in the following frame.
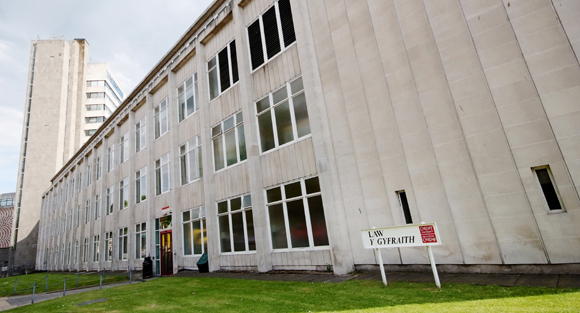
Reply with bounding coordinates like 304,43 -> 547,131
0,0 -> 214,193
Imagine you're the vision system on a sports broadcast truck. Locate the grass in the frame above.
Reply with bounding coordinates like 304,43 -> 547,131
0,272 -> 128,297
4,276 -> 580,312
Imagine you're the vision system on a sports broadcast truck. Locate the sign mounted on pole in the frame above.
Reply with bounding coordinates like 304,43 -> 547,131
361,223 -> 442,288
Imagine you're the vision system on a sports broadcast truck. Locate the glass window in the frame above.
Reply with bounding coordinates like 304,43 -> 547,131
155,98 -> 169,139
84,200 -> 90,224
155,153 -> 170,195
212,113 -> 247,171
120,132 -> 129,163
217,195 -> 255,253
178,74 -> 198,122
180,136 -> 203,185
136,166 -> 147,203
106,185 -> 114,215
534,167 -> 564,211
104,231 -> 113,261
119,177 -> 129,209
119,227 -> 128,260
247,0 -> 296,70
94,194 -> 101,220
135,222 -> 147,259
266,177 -> 328,250
256,77 -> 309,153
107,145 -> 115,172
182,207 -> 207,256
93,235 -> 100,262
95,156 -> 102,180
135,116 -> 147,152
397,191 -> 413,224
207,41 -> 239,101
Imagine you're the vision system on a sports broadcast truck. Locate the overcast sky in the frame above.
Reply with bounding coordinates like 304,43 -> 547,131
0,0 -> 214,193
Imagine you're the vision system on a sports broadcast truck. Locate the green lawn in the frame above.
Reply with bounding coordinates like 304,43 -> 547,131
5,276 -> 579,312
0,272 -> 127,296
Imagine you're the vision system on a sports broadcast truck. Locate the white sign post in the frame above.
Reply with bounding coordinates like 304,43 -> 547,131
361,222 -> 442,288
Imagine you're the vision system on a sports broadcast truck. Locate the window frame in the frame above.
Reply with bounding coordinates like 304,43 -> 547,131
106,185 -> 114,215
94,194 -> 101,220
135,222 -> 147,259
177,73 -> 199,122
118,227 -> 128,261
182,207 -> 207,256
119,177 -> 129,210
265,176 -> 329,251
207,40 -> 239,101
120,132 -> 129,163
246,0 -> 296,72
217,195 -> 256,254
136,166 -> 147,203
532,165 -> 566,213
155,153 -> 171,195
211,112 -> 247,172
180,135 -> 203,185
104,231 -> 113,262
135,116 -> 147,152
255,77 -> 310,154
154,98 -> 169,139
107,145 -> 115,172
92,235 -> 100,262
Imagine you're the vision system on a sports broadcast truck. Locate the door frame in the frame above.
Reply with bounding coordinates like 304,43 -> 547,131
160,229 -> 173,276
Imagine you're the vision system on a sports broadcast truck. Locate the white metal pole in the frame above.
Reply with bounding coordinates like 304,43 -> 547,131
427,245 -> 441,288
375,248 -> 387,286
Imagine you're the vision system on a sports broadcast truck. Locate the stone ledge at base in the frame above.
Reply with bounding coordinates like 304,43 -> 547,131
355,263 -> 580,275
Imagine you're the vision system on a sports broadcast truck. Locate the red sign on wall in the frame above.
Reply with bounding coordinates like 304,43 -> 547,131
419,225 -> 438,243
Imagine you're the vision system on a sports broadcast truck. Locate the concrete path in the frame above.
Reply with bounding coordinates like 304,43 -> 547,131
0,280 -> 144,312
0,271 -> 577,311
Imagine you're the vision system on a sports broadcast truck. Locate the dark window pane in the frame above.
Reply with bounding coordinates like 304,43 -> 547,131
258,110 -> 276,152
218,48 -> 230,92
246,210 -> 256,251
231,197 -> 242,211
230,41 -> 239,83
263,6 -> 281,59
208,68 -> 219,100
183,223 -> 192,255
256,97 -> 270,113
287,200 -> 309,248
275,101 -> 294,145
284,182 -> 302,199
279,0 -> 296,47
399,191 -> 413,224
217,201 -> 228,214
213,137 -> 224,171
238,125 -> 247,161
305,177 -> 320,194
193,220 -> 202,254
219,215 -> 231,252
308,196 -> 329,246
292,93 -> 311,137
267,187 -> 282,203
232,212 -> 245,252
248,19 -> 264,70
536,168 -> 563,211
225,130 -> 237,166
268,204 -> 287,249
186,86 -> 194,116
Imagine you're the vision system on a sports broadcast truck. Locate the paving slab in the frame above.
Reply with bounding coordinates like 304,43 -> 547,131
394,273 -> 431,283
514,275 -> 559,288
557,275 -> 580,288
477,275 -> 519,287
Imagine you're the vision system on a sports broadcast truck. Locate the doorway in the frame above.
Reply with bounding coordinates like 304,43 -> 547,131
160,230 -> 173,275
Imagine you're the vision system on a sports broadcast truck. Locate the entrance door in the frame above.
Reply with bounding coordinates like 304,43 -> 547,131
160,230 -> 173,275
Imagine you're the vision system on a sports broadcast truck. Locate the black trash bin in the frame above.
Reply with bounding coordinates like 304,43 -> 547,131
143,256 -> 153,279
197,253 -> 209,273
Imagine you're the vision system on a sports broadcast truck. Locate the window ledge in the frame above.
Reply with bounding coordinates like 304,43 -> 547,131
259,135 -> 312,157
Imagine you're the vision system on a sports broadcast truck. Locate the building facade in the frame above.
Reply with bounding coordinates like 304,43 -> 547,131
38,0 -> 580,275
12,39 -> 123,267
0,193 -> 15,264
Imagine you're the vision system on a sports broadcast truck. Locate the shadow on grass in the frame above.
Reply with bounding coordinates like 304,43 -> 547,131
6,276 -> 580,313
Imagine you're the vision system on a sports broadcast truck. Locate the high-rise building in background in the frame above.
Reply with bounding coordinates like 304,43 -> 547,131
11,39 -> 123,268
0,193 -> 15,265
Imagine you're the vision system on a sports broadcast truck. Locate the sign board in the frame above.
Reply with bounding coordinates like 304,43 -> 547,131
361,223 -> 441,249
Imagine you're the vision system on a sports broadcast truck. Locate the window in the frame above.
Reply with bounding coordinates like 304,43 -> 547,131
397,191 -> 413,224
66,242 -> 71,264
69,209 -> 73,230
135,117 -> 147,152
87,92 -> 105,99
76,205 -> 80,227
120,132 -> 129,163
87,80 -> 105,87
182,207 -> 207,256
136,166 -> 147,203
178,74 -> 199,122
154,98 -> 169,139
74,240 -> 79,264
247,0 -> 296,70
104,231 -> 113,261
212,112 -> 247,171
180,136 -> 202,185
93,235 -> 100,262
107,145 -> 114,172
119,177 -> 129,209
119,227 -> 128,260
84,200 -> 90,224
77,172 -> 82,193
86,164 -> 91,187
83,238 -> 89,263
106,185 -> 114,215
155,153 -> 170,195
94,194 -> 101,220
217,195 -> 255,253
135,222 -> 147,259
95,156 -> 102,180
256,77 -> 310,153
533,166 -> 564,211
86,104 -> 108,111
70,178 -> 75,198
85,116 -> 106,123
207,41 -> 239,101
266,176 -> 329,249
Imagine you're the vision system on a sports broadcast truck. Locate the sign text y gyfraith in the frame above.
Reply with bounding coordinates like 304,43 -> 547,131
367,230 -> 415,246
